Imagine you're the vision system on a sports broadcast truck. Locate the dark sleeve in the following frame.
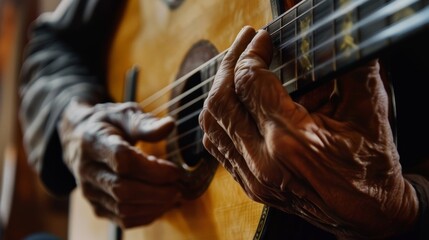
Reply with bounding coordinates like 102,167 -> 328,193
19,0 -> 125,196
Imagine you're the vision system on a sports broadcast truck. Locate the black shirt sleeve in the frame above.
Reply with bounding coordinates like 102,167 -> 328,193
19,0 -> 125,196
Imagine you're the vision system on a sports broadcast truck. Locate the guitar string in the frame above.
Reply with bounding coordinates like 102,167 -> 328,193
142,0 -> 419,116
138,0 -> 330,110
163,1 -> 427,160
120,0 -> 420,158
159,0 -> 419,159
144,0 -> 374,116
165,0 -> 416,124
150,0 -> 365,121
166,12 -> 429,161
164,0 -> 410,127
143,0 -> 326,116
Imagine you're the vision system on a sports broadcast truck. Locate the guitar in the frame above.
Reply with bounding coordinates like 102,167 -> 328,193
68,0 -> 429,239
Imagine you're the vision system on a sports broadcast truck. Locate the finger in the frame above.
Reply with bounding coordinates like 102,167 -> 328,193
82,182 -> 179,218
200,115 -> 269,203
100,102 -> 175,143
199,110 -> 238,170
234,30 -> 301,129
202,27 -> 265,155
229,30 -> 317,166
203,26 -> 256,119
89,200 -> 167,228
202,134 -> 232,171
81,167 -> 181,204
81,145 -> 181,185
198,111 -> 248,187
202,134 -> 265,202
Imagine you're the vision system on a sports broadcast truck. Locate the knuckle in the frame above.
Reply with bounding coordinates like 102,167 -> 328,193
109,179 -> 125,200
222,52 -> 239,68
115,203 -> 129,217
92,204 -> 106,218
220,143 -> 236,159
201,135 -> 213,151
198,109 -> 210,129
111,143 -> 126,160
110,142 -> 131,173
205,92 -> 223,113
235,67 -> 257,98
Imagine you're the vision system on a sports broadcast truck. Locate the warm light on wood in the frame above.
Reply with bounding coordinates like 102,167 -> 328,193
69,0 -> 274,239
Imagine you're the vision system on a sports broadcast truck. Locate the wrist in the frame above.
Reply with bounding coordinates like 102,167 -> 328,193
336,176 -> 419,240
57,98 -> 95,182
389,178 -> 420,238
396,174 -> 429,240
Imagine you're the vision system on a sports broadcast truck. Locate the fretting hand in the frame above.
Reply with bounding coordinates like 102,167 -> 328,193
199,26 -> 418,238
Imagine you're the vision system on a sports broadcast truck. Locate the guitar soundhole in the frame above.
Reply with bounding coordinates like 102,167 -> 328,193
162,0 -> 184,10
176,73 -> 205,168
167,40 -> 219,199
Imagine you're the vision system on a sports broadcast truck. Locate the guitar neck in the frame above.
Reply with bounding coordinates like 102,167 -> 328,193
191,0 -> 429,100
144,0 -> 429,117
267,0 -> 429,96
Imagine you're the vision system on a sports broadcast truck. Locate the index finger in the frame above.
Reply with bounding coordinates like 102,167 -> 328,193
203,26 -> 257,116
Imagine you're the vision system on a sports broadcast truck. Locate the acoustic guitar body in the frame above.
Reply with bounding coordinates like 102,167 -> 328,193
68,0 -> 429,238
68,0 -> 283,239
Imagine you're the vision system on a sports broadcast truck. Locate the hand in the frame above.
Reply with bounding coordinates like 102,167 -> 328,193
58,100 -> 182,228
199,26 -> 418,238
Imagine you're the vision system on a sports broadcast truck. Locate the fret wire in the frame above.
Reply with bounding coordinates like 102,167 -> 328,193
359,1 -> 386,56
140,0 -> 414,111
267,0 -> 327,36
297,0 -> 315,83
280,4 -> 429,92
276,0 -> 421,84
313,0 -> 335,80
274,0 -> 369,50
274,0 -> 420,58
279,6 -> 298,91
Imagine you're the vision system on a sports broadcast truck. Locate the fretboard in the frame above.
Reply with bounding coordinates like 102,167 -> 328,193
265,0 -> 429,96
198,0 -> 429,98
145,0 -> 429,117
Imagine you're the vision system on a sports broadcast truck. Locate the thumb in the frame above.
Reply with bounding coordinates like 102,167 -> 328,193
123,114 -> 175,142
104,103 -> 175,142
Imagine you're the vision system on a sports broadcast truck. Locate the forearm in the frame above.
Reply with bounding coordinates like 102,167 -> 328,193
19,0 -> 124,195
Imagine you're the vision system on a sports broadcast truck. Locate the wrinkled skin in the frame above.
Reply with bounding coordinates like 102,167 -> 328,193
58,100 -> 182,228
199,26 -> 418,239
